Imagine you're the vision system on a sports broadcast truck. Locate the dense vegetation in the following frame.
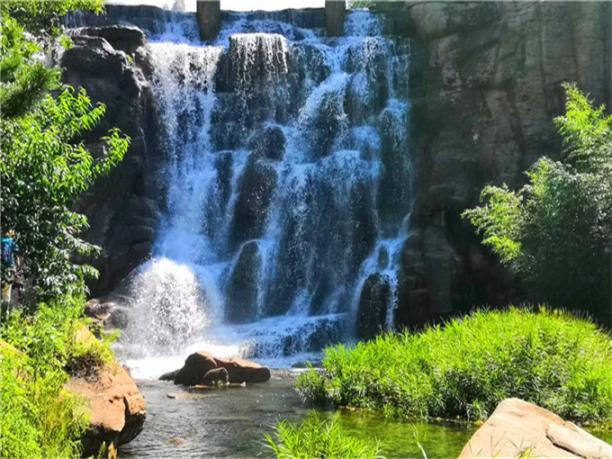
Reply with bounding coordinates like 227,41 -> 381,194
265,412 -> 381,459
1,1 -> 126,457
297,308 -> 612,424
0,298 -> 114,458
464,85 -> 612,326
1,4 -> 129,300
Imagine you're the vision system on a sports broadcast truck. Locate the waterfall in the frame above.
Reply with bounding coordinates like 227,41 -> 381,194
114,9 -> 411,376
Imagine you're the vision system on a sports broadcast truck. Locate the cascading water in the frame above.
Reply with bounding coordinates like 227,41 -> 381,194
112,9 -> 412,377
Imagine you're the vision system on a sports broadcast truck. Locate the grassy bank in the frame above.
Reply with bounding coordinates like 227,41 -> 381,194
296,307 -> 612,424
0,296 -> 115,458
266,412 -> 381,459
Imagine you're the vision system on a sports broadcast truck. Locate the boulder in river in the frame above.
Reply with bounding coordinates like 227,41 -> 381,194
459,398 -> 612,458
164,352 -> 271,386
66,361 -> 146,458
173,352 -> 218,386
215,357 -> 271,384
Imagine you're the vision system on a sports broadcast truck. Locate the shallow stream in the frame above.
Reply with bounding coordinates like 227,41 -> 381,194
121,372 -> 475,458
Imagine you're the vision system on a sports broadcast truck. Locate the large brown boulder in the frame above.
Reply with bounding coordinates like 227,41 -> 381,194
459,398 -> 612,458
215,357 -> 271,384
66,361 -> 146,458
173,352 -> 218,386
165,352 -> 271,385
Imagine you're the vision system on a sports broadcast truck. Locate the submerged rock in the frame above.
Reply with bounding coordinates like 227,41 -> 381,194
459,398 -> 612,458
66,361 -> 146,458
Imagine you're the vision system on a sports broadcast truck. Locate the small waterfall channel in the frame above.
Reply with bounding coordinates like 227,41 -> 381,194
107,8 -> 412,377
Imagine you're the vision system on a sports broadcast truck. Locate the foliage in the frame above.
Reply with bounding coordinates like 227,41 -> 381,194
0,10 -> 129,300
265,411 -> 381,459
0,0 -> 103,34
1,87 -> 129,298
296,308 -> 612,424
463,84 -> 612,325
0,14 -> 60,118
0,296 -> 115,458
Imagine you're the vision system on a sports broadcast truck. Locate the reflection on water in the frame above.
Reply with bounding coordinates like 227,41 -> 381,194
120,372 -> 475,458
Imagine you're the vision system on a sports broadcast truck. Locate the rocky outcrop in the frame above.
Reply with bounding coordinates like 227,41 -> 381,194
229,157 -> 278,246
371,1 -> 612,327
356,273 -> 391,340
66,361 -> 146,458
61,26 -> 161,297
226,240 -> 261,324
163,351 -> 271,385
459,398 -> 612,458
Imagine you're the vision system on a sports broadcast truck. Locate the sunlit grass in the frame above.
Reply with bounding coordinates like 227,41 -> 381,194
296,307 -> 612,424
265,411 -> 381,459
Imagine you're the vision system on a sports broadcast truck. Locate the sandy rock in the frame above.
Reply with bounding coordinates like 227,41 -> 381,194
458,398 -> 612,458
66,361 -> 146,457
215,357 -> 271,384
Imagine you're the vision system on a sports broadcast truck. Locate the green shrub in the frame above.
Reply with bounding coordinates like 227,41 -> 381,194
0,295 -> 116,458
463,85 -> 612,325
265,411 -> 381,459
297,308 -> 612,424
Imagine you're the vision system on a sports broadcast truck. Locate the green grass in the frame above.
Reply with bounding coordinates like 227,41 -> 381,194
0,295 -> 116,458
265,411 -> 381,459
296,307 -> 612,424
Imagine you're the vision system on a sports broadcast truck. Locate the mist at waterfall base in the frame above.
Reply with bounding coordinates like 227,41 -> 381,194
113,10 -> 412,379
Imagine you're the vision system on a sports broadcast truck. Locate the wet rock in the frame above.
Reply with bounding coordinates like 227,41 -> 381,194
249,125 -> 286,161
357,273 -> 391,340
226,240 -> 261,324
159,369 -> 179,381
173,352 -> 218,386
459,398 -> 612,458
76,25 -> 145,54
170,352 -> 271,385
230,157 -> 277,246
66,361 -> 146,457
62,29 -> 158,298
200,367 -> 229,386
215,357 -> 271,384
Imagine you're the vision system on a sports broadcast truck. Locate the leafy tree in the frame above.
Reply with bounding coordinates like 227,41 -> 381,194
1,0 -> 103,34
0,2 -> 129,300
463,84 -> 612,325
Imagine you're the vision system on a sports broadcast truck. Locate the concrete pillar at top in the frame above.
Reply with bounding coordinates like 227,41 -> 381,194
325,0 -> 346,37
196,0 -> 221,42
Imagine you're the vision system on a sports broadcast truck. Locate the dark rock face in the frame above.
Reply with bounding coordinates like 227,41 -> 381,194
248,125 -> 286,161
75,26 -> 145,54
229,157 -> 278,246
371,0 -> 612,328
226,240 -> 261,323
61,26 -> 161,297
357,273 -> 391,340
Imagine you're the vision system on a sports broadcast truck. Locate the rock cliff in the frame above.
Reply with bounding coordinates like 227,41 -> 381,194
371,1 -> 612,327
61,26 -> 163,296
